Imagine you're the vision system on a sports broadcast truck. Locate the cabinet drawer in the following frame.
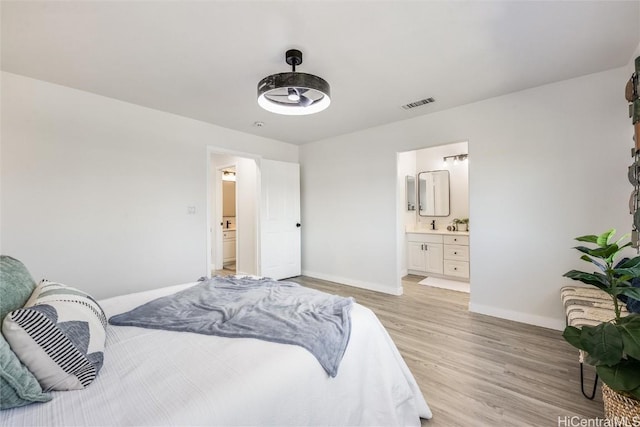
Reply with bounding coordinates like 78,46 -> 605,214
443,235 -> 469,245
443,260 -> 469,278
223,230 -> 236,240
406,233 -> 443,244
444,245 -> 469,261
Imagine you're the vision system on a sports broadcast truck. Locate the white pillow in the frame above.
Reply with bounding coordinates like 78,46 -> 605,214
2,281 -> 107,391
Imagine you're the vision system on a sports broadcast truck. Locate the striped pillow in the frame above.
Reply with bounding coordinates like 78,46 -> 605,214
2,281 -> 107,391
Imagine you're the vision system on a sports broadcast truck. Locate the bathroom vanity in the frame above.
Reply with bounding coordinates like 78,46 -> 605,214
223,229 -> 236,265
406,229 -> 470,281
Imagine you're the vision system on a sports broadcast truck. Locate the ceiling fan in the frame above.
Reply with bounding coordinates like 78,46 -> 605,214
257,49 -> 331,116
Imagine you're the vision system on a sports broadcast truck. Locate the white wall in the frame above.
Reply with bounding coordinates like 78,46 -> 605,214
1,72 -> 297,299
397,150 -> 417,278
301,66 -> 631,329
629,42 -> 640,75
414,141 -> 469,229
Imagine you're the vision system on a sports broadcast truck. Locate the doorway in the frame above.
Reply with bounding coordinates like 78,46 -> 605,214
398,141 -> 470,293
220,166 -> 237,274
207,149 -> 302,280
209,151 -> 259,277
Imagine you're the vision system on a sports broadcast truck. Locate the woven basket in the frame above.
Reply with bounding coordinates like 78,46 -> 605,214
602,384 -> 640,421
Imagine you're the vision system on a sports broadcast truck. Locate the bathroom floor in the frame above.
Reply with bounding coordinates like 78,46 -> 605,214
213,263 -> 235,276
417,276 -> 470,293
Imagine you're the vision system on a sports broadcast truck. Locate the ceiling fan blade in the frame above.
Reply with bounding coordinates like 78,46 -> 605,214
267,94 -> 293,99
297,88 -> 309,95
299,95 -> 313,107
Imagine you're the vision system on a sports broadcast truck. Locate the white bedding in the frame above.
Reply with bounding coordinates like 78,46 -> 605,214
1,282 -> 432,426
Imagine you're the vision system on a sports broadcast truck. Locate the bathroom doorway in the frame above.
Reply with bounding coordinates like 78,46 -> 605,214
209,150 -> 259,277
398,141 -> 470,294
221,166 -> 237,274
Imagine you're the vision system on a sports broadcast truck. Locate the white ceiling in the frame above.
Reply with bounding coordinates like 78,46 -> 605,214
2,1 -> 639,145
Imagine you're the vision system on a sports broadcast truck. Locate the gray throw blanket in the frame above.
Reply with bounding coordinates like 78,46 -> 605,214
109,276 -> 353,377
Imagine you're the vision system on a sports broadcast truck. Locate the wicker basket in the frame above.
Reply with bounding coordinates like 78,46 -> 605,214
602,384 -> 640,421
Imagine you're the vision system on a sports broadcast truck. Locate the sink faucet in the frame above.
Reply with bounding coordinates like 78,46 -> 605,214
430,220 -> 436,230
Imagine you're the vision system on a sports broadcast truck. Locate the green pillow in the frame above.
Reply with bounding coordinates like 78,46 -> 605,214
0,255 -> 51,409
0,335 -> 51,409
0,256 -> 36,321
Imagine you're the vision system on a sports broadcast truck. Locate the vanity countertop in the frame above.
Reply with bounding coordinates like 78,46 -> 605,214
405,227 -> 469,236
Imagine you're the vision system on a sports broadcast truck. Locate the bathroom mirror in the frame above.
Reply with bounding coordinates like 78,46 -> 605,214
406,175 -> 416,211
418,170 -> 450,216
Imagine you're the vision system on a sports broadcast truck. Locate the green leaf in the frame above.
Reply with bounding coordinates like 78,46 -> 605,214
626,384 -> 640,400
613,287 -> 640,301
597,229 -> 616,247
614,275 -> 634,283
575,235 -> 598,244
616,242 -> 633,253
617,256 -> 640,269
575,244 -> 619,261
614,233 -> 632,248
618,314 -> 640,325
594,244 -> 621,261
580,323 -> 623,365
612,264 -> 640,279
574,246 -> 600,257
618,316 -> 640,360
563,270 -> 611,292
580,255 -> 606,272
597,358 -> 640,391
562,326 -> 585,350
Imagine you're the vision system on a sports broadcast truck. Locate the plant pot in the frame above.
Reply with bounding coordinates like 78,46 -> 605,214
602,383 -> 640,421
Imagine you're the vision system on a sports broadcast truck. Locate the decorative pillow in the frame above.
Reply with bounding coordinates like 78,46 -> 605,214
0,255 -> 51,409
3,281 -> 107,391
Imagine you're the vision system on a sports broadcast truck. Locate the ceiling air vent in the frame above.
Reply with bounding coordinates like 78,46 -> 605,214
401,97 -> 435,110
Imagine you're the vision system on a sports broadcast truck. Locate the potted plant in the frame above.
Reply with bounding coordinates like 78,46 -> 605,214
562,229 -> 640,418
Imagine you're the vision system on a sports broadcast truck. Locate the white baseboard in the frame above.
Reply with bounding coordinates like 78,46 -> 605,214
302,270 -> 403,296
469,302 -> 565,331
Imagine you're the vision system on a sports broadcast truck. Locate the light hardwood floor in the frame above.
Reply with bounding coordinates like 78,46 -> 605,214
288,275 -> 604,427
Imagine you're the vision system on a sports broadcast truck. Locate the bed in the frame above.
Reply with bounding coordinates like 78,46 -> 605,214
1,278 -> 432,426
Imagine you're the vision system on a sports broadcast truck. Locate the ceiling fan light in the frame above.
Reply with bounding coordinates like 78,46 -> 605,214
287,88 -> 300,102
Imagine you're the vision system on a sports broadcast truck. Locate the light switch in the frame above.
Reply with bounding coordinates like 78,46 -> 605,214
187,206 -> 196,215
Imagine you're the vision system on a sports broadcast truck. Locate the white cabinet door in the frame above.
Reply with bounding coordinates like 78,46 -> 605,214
407,241 -> 427,271
424,243 -> 444,275
223,239 -> 236,263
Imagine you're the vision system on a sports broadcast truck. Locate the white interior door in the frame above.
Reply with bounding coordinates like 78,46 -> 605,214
259,159 -> 301,280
